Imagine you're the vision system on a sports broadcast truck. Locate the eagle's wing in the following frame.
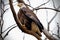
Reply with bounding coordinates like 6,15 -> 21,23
21,7 -> 44,32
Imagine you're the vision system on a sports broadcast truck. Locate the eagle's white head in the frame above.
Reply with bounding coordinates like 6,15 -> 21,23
17,3 -> 26,8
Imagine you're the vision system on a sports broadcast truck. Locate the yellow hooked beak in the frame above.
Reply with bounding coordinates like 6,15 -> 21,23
17,3 -> 23,7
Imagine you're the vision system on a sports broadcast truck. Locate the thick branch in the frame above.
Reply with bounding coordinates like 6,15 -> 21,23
42,27 -> 58,40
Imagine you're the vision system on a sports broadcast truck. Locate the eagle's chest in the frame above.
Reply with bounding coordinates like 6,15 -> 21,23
20,13 -> 32,30
18,8 -> 34,30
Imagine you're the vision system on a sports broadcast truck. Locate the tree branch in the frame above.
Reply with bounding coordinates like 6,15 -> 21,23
43,27 -> 60,40
34,7 -> 60,12
52,0 -> 56,8
49,6 -> 60,24
3,26 -> 17,39
2,24 -> 16,34
35,0 -> 50,8
0,0 -> 4,40
4,1 -> 17,6
49,0 -> 60,24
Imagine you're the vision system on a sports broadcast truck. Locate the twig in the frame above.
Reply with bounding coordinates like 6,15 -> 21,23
0,7 -> 9,17
52,34 -> 60,38
34,7 -> 60,12
0,7 -> 4,12
3,26 -> 17,39
27,0 -> 50,11
57,23 -> 60,38
2,24 -> 16,34
27,0 -> 34,9
52,0 -> 56,8
4,1 -> 17,6
35,0 -> 50,8
48,0 -> 56,24
49,6 -> 60,24
0,0 -> 4,40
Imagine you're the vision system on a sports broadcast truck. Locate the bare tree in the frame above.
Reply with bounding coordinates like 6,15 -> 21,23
1,0 -> 60,40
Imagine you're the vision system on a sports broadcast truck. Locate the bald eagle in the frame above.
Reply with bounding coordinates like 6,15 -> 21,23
17,3 -> 44,36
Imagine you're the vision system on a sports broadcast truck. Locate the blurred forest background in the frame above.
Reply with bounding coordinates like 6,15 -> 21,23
0,0 -> 60,40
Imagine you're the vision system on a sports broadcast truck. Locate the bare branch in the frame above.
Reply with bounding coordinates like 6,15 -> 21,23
42,27 -> 59,40
4,1 -> 17,6
52,33 -> 60,38
3,26 -> 17,39
0,7 -> 9,16
47,0 -> 60,24
57,23 -> 60,38
36,0 -> 50,8
27,0 -> 35,10
50,23 -> 60,39
48,0 -> 56,24
0,7 -> 4,12
32,0 -> 60,12
48,12 -> 57,24
52,0 -> 56,8
34,7 -> 60,12
0,0 -> 4,40
2,24 -> 16,34
26,0 -> 50,11
49,6 -> 60,24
